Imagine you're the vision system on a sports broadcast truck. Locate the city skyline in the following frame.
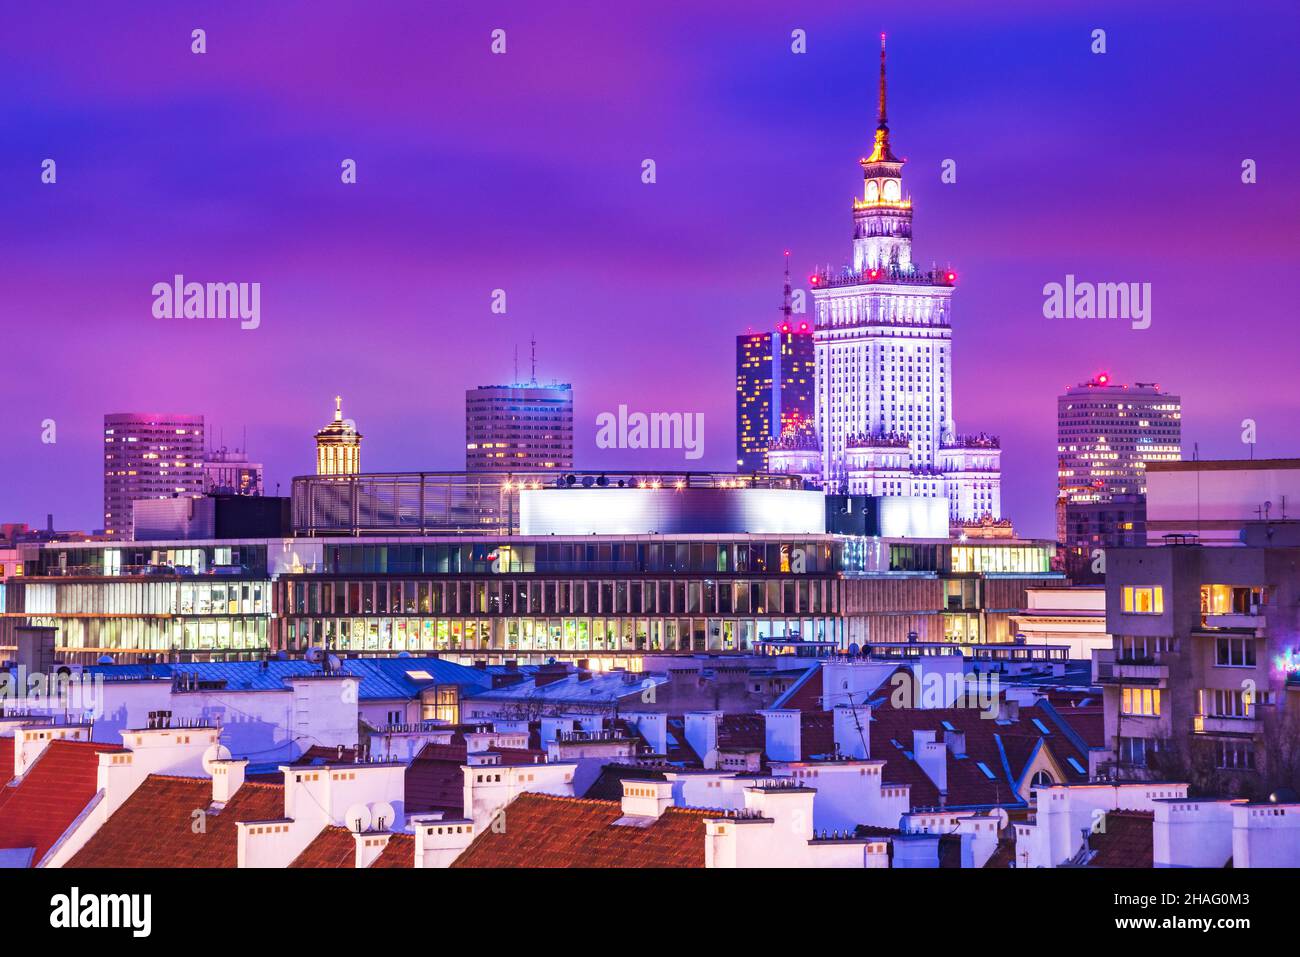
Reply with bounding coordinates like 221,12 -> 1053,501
3,2 -> 1299,538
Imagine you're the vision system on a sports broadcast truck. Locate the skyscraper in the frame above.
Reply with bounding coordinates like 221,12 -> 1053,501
735,332 -> 773,472
315,396 -> 363,475
102,413 -> 205,539
1058,374 -> 1181,551
735,257 -> 815,473
466,382 -> 574,472
769,37 -> 1001,521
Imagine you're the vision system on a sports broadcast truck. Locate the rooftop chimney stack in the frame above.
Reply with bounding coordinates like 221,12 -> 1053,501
759,710 -> 802,763
684,711 -> 721,769
913,730 -> 948,794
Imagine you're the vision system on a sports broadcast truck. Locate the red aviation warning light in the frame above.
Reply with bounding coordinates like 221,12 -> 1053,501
1097,373 -> 1110,385
799,322 -> 809,332
809,275 -> 819,286
945,271 -> 957,283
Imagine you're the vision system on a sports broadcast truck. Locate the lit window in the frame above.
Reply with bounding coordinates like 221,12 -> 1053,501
1121,586 -> 1163,614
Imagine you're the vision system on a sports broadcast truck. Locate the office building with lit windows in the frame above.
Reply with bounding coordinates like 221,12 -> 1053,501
103,413 -> 205,540
767,39 -> 1002,522
735,326 -> 814,474
0,483 -> 1059,665
1057,374 -> 1181,555
466,383 -> 573,472
1094,530 -> 1300,799
736,257 -> 816,474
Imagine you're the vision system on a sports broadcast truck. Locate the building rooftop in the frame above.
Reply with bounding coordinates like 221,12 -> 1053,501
450,792 -> 710,868
87,656 -> 492,701
0,738 -> 124,866
66,775 -> 285,868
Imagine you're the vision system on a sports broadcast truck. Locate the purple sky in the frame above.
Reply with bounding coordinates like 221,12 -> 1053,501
2,1 -> 1298,538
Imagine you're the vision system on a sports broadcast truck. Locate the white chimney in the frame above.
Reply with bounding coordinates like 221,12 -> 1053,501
14,723 -> 91,777
833,704 -> 870,759
913,730 -> 947,794
623,712 -> 667,755
684,711 -> 721,769
620,779 -> 674,819
211,758 -> 248,803
354,831 -> 392,868
759,709 -> 802,763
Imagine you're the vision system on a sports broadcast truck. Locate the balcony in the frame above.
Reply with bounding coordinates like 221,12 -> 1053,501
1201,612 -> 1262,631
1193,714 -> 1260,736
1092,650 -> 1168,686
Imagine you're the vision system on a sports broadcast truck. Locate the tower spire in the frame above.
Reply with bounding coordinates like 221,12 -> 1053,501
878,33 -> 888,131
865,33 -> 900,164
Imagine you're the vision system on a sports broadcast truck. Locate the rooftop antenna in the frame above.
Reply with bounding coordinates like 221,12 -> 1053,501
530,334 -> 538,386
780,251 -> 793,327
514,344 -> 520,386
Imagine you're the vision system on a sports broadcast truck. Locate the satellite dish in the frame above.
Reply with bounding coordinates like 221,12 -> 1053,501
370,801 -> 396,831
582,476 -> 595,488
397,651 -> 412,659
202,743 -> 233,775
992,807 -> 1010,831
847,643 -> 860,657
305,646 -> 325,664
345,803 -> 372,833
326,654 -> 342,674
97,654 -> 115,665
1270,788 -> 1299,805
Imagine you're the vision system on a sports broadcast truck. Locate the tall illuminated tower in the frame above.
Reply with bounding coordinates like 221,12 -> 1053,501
784,36 -> 1001,521
315,396 -> 362,475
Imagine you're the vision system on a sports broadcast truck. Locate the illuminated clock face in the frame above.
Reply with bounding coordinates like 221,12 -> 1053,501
865,181 -> 879,202
883,180 -> 900,202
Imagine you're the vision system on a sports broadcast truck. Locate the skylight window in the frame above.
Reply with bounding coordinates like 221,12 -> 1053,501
405,670 -> 433,681
975,762 -> 996,779
941,720 -> 956,731
1031,718 -> 1051,734
1067,757 -> 1086,774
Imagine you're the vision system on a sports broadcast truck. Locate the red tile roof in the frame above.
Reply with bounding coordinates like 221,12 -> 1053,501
774,664 -> 825,710
451,792 -> 709,868
66,775 -> 285,868
370,832 -> 414,868
0,738 -> 122,866
0,737 -> 14,786
869,700 -> 1092,809
1086,810 -> 1154,867
289,826 -> 356,868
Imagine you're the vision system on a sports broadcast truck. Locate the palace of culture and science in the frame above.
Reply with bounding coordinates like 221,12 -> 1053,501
768,38 -> 1002,523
